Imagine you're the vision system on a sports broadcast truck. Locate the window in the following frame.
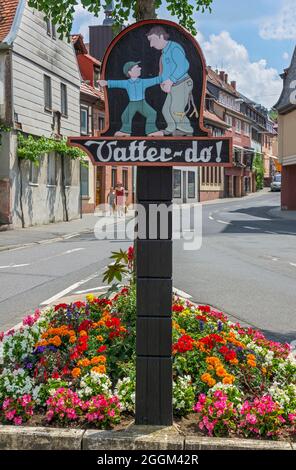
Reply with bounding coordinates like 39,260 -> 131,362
61,83 -> 68,117
80,107 -> 88,134
244,123 -> 250,136
111,168 -> 117,188
29,161 -> 39,185
122,169 -> 128,190
235,119 -> 241,133
173,170 -> 181,198
80,162 -> 89,197
52,22 -> 56,40
188,172 -> 195,198
98,116 -> 104,130
45,17 -> 56,39
94,68 -> 100,88
44,75 -> 52,111
47,153 -> 57,186
46,18 -> 51,36
225,115 -> 232,127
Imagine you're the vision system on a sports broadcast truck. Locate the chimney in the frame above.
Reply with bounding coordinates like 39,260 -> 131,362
224,73 -> 228,83
219,71 -> 225,81
231,80 -> 236,90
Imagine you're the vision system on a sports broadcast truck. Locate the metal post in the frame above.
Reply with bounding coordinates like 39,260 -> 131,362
135,166 -> 173,426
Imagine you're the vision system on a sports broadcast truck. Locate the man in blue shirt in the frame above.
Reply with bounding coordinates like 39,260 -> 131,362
99,62 -> 163,136
146,26 -> 196,136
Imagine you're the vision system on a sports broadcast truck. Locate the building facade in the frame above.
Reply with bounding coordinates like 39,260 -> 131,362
275,47 -> 296,210
0,0 -> 81,228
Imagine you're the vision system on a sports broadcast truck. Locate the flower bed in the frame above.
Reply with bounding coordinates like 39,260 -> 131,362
0,284 -> 296,439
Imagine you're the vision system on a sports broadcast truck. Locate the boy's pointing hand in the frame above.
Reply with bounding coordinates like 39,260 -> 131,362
98,80 -> 108,88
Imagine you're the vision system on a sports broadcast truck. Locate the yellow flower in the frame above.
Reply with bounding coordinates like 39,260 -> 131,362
86,294 -> 95,302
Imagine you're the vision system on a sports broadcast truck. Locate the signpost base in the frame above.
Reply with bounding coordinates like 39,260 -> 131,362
135,167 -> 173,426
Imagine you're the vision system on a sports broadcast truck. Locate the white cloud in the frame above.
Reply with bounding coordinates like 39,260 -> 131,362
197,30 -> 282,109
73,3 -> 105,41
259,0 -> 296,40
283,51 -> 290,60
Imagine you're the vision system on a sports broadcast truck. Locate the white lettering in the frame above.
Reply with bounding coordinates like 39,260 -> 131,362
185,141 -> 198,162
200,146 -> 213,163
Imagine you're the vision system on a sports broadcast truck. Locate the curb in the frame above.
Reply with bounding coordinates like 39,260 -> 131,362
0,425 -> 294,450
0,214 -> 135,253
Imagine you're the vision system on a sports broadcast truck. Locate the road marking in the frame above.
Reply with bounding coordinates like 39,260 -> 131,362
264,231 -> 277,235
63,233 -> 81,240
290,263 -> 296,268
173,287 -> 192,299
0,263 -> 30,269
272,258 -> 279,262
40,272 -> 99,306
74,286 -> 110,294
217,220 -> 231,225
209,213 -> 214,221
63,248 -> 85,255
243,226 -> 259,231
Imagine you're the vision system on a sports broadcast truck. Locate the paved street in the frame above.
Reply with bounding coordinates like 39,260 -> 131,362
0,191 -> 295,344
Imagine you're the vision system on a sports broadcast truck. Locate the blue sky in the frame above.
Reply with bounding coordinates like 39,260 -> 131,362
72,0 -> 296,108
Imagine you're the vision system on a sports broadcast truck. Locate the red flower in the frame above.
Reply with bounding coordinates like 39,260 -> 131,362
52,372 -> 60,379
199,334 -> 224,350
172,304 -> 184,312
93,298 -> 112,306
173,335 -> 195,354
78,320 -> 92,332
196,315 -> 208,322
73,301 -> 85,309
198,305 -> 211,313
127,246 -> 134,261
97,345 -> 107,353
54,303 -> 68,312
219,346 -> 237,362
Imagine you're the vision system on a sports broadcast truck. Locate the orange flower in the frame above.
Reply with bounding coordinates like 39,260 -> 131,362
78,358 -> 91,367
79,330 -> 87,337
216,366 -> 227,378
223,375 -> 235,384
207,365 -> 214,371
96,335 -> 104,342
49,336 -> 62,347
206,357 -> 221,368
229,358 -> 239,366
71,368 -> 81,378
69,335 -> 76,344
262,367 -> 267,374
91,365 -> 106,374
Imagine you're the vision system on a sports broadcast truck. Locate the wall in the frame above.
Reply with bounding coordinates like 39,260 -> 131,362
278,110 -> 296,165
12,4 -> 80,137
8,133 -> 80,227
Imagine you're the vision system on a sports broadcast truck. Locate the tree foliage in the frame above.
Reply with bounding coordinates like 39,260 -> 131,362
28,0 -> 213,36
253,152 -> 265,190
17,134 -> 86,165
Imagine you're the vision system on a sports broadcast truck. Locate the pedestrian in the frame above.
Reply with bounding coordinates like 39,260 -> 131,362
107,187 -> 116,216
115,183 -> 125,217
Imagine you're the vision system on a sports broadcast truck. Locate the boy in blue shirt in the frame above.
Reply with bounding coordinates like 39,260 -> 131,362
99,61 -> 163,136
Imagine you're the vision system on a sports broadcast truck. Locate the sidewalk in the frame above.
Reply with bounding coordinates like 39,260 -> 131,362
200,188 -> 271,206
0,212 -> 134,252
268,207 -> 296,221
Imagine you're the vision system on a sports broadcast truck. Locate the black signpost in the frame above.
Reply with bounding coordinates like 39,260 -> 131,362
69,19 -> 232,426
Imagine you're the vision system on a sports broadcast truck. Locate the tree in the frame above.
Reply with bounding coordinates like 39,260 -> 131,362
28,0 -> 213,37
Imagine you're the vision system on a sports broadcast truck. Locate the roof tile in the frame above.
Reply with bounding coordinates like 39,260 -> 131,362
0,0 -> 20,43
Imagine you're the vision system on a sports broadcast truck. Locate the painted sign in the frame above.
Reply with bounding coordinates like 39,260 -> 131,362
69,19 -> 232,166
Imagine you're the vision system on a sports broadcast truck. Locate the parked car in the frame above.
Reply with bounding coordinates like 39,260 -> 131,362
271,174 -> 281,192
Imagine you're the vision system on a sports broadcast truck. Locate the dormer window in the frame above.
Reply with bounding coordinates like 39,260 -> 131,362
94,68 -> 100,88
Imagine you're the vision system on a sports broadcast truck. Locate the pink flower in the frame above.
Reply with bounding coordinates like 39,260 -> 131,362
5,410 -> 16,421
0,331 -> 4,342
246,413 -> 257,425
14,417 -> 22,426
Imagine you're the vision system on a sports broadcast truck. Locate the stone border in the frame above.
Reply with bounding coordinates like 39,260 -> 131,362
0,425 -> 294,450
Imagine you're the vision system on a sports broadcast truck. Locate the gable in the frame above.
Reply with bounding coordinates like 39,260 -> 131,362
275,47 -> 296,114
